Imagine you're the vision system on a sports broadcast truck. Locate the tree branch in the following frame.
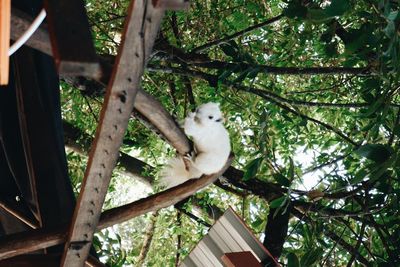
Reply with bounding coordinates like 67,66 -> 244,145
188,60 -> 370,76
346,221 -> 367,267
63,120 -> 153,185
291,208 -> 370,266
0,155 -> 233,260
388,106 -> 400,145
136,211 -> 159,267
191,14 -> 284,53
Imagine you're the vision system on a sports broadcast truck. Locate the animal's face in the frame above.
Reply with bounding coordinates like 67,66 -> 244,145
194,102 -> 224,126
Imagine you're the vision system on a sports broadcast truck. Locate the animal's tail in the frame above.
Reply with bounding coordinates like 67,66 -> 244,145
159,157 -> 201,188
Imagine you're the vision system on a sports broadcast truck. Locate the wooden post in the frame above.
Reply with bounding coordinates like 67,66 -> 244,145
0,0 -> 10,85
43,0 -> 100,78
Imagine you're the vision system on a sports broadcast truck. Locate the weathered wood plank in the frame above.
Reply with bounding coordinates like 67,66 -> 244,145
43,0 -> 100,78
0,0 -> 10,85
60,0 -> 169,266
0,155 -> 233,260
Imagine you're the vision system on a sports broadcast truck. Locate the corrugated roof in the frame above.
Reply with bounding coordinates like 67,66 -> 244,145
181,207 -> 273,267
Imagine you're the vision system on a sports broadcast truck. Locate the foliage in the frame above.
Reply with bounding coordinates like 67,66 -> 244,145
60,0 -> 400,266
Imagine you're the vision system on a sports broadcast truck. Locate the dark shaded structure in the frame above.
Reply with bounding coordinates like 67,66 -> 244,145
0,0 -> 76,264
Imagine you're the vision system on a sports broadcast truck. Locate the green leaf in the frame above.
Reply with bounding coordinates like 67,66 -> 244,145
220,43 -> 237,58
218,69 -> 233,82
307,9 -> 331,22
284,2 -> 307,19
288,157 -> 294,180
300,247 -> 324,266
352,169 -> 367,184
269,196 -> 287,209
384,20 -> 395,37
243,157 -> 263,181
393,124 -> 400,137
287,252 -> 300,267
386,10 -> 400,21
355,144 -> 392,163
246,67 -> 261,79
325,0 -> 350,17
273,173 -> 291,187
251,216 -> 265,231
233,69 -> 250,83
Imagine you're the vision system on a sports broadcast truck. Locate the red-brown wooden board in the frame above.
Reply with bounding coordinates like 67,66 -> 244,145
221,252 -> 262,267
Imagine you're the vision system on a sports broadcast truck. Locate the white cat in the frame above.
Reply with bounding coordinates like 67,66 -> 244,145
160,102 -> 231,188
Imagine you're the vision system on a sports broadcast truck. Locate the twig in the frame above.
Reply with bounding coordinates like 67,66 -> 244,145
291,208 -> 370,266
175,211 -> 182,267
191,14 -> 284,53
346,221 -> 367,267
303,153 -> 349,175
177,208 -> 211,228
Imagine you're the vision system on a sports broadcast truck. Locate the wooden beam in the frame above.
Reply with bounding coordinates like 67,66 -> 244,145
0,254 -> 106,267
59,0 -> 173,265
43,0 -> 100,78
0,199 -> 39,229
0,0 -> 10,85
0,155 -> 233,260
0,227 -> 67,260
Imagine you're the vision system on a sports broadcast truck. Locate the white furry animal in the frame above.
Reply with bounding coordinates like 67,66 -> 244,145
160,102 -> 231,188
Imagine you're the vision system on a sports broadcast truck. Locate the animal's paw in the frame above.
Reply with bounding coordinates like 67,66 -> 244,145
182,153 -> 194,171
183,114 -> 197,135
183,152 -> 195,163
